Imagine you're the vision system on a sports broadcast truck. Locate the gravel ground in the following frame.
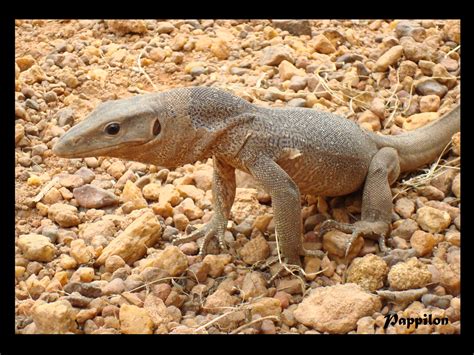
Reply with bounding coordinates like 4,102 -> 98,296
15,19 -> 460,334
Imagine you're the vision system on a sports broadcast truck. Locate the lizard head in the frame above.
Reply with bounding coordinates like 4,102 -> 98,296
53,94 -> 167,161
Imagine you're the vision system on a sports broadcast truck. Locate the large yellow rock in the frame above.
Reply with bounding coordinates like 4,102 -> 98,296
96,211 -> 162,265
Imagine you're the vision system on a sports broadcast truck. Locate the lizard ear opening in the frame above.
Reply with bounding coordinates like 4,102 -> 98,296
153,119 -> 161,136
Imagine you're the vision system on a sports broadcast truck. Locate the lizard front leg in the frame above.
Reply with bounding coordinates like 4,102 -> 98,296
173,157 -> 235,255
319,147 -> 400,256
247,156 -> 323,267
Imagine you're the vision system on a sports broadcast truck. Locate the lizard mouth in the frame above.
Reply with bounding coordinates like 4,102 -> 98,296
52,139 -> 145,158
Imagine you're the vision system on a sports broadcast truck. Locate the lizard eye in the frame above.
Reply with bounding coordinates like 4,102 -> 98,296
153,119 -> 161,136
105,123 -> 120,135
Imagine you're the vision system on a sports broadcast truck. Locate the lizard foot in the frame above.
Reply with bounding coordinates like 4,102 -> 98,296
318,219 -> 391,258
172,218 -> 227,256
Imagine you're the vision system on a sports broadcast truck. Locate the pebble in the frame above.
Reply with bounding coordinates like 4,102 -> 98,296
48,203 -> 80,227
64,281 -> 103,298
294,284 -> 381,334
416,206 -> 451,233
373,45 -> 404,72
70,238 -> 93,264
451,174 -> 460,198
202,254 -> 232,277
260,45 -> 294,66
119,304 -> 154,334
204,289 -> 238,314
239,235 -> 270,265
415,78 -> 448,98
287,98 -> 306,107
402,112 -> 439,131
145,245 -> 188,277
410,230 -> 436,256
288,75 -> 307,91
346,254 -> 388,292
272,20 -> 311,36
387,257 -> 432,290
73,184 -> 119,209
18,234 -> 56,262
312,34 -> 336,54
31,300 -> 77,334
421,294 -> 453,309
55,108 -> 75,127
96,211 -> 162,265
279,60 -> 305,81
241,271 -> 268,300
156,21 -> 175,34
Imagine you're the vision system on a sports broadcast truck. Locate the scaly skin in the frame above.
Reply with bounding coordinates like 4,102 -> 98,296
53,87 -> 460,266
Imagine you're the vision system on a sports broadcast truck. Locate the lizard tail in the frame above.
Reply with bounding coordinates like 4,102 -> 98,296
368,104 -> 460,173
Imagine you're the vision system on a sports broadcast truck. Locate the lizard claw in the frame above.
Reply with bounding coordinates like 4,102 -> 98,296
172,218 -> 227,256
318,219 -> 392,258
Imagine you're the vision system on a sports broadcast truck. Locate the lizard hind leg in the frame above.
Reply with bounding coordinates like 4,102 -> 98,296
319,147 -> 400,258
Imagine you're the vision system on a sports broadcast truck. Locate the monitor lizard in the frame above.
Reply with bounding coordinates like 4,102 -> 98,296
53,86 -> 460,267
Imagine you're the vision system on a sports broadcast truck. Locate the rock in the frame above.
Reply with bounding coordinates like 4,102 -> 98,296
415,78 -> 448,98
102,277 -> 126,295
288,75 -> 307,91
156,21 -> 175,34
346,254 -> 388,292
260,45 -> 294,66
210,39 -> 230,60
241,272 -> 268,300
56,108 -> 75,127
18,234 -> 56,262
25,98 -> 39,110
294,283 -> 381,333
312,34 -> 336,54
202,254 -> 232,277
204,289 -> 238,314
419,95 -> 440,112
239,235 -> 270,265
410,230 -> 436,256
451,132 -> 460,156
20,64 -> 46,84
356,316 -> 375,334
402,112 -> 439,131
287,98 -> 307,107
64,280 -> 103,297
142,183 -> 161,201
451,174 -> 460,198
149,245 -> 188,276
15,124 -> 25,145
16,55 -> 36,71
439,57 -> 459,72
394,198 -> 415,218
250,297 -> 281,318
31,300 -> 77,334
193,165 -> 213,191
70,239 -> 93,264
81,219 -> 117,244
387,257 -> 432,290
276,278 -> 304,295
178,197 -> 204,220
107,20 -> 148,35
120,180 -> 148,212
48,203 -> 80,227
432,64 -> 457,89
57,173 -> 84,189
358,110 -> 381,132
373,45 -> 403,72
401,37 -> 433,62
272,20 -> 311,36
416,206 -> 451,233
432,258 -> 460,295
443,20 -> 460,44
421,294 -> 453,309
96,211 -> 162,265
75,167 -> 95,184
65,292 -> 92,308
158,184 -> 181,206
417,185 -> 445,201
398,60 -> 418,81
322,230 -> 363,259
336,53 -> 364,64
73,184 -> 119,208
175,184 -> 204,202
119,304 -> 154,334
279,60 -> 305,81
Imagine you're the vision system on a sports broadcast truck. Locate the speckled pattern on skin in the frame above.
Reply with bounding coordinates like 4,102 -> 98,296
53,86 -> 460,266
